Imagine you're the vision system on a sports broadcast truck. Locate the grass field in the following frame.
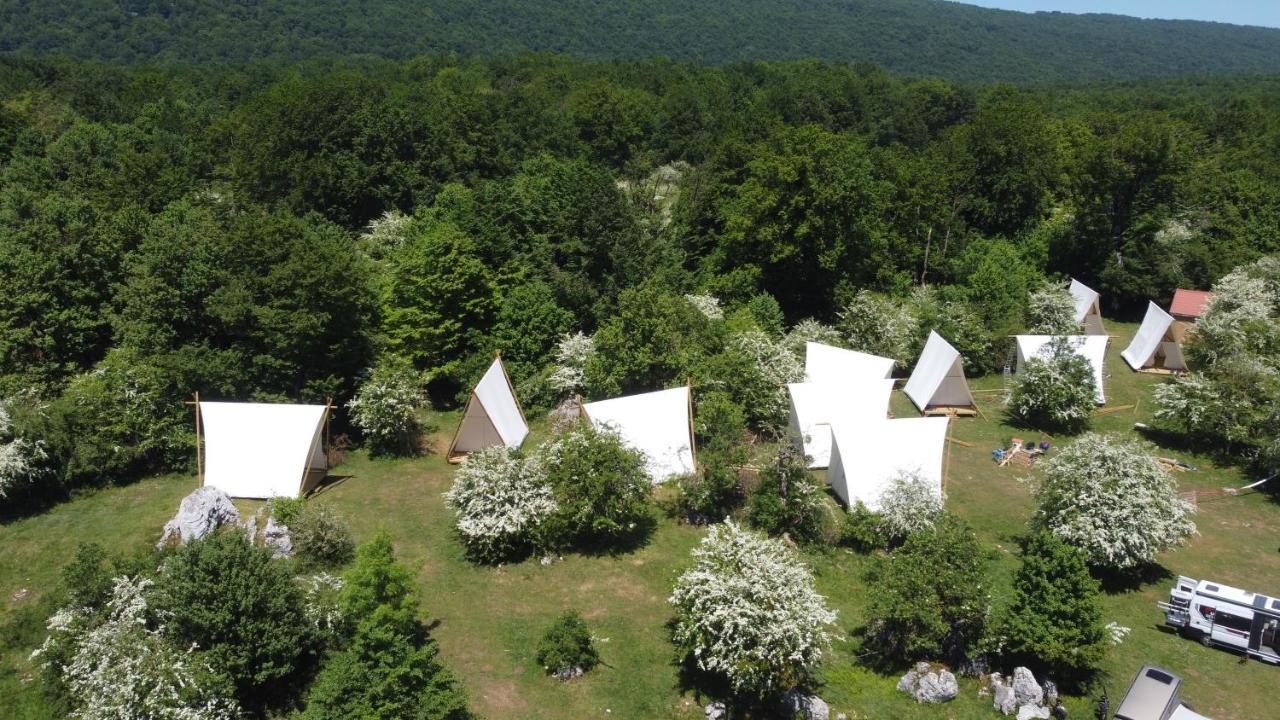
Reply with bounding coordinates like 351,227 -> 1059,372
2,320 -> 1277,719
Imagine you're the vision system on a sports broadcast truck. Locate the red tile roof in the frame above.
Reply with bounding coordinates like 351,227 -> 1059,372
1170,289 -> 1214,319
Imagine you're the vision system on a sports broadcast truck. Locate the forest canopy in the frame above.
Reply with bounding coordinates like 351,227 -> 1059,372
3,0 -> 1280,83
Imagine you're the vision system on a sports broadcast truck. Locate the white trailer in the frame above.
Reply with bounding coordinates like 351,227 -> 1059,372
1159,575 -> 1280,663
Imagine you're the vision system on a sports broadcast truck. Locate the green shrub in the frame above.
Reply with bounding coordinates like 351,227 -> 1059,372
152,532 -> 312,712
839,502 -> 883,553
748,446 -> 828,544
1007,337 -> 1097,433
290,504 -> 356,569
537,424 -> 654,550
269,496 -> 305,526
676,451 -> 743,521
536,611 -> 599,678
59,542 -> 112,610
346,356 -> 426,456
693,390 -> 747,456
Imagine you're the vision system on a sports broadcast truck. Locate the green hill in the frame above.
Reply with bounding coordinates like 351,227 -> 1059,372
3,0 -> 1280,82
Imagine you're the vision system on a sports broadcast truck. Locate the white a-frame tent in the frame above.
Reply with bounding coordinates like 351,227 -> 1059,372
197,399 -> 330,499
448,355 -> 529,462
1014,335 -> 1109,404
826,416 -> 949,511
1121,302 -> 1187,372
903,331 -> 975,415
1069,278 -> 1107,335
805,341 -> 895,384
787,378 -> 894,469
581,386 -> 696,483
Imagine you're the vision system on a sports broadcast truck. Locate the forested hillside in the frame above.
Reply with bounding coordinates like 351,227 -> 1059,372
4,0 -> 1280,82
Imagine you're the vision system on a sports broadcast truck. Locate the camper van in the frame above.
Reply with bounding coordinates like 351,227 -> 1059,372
1159,575 -> 1280,663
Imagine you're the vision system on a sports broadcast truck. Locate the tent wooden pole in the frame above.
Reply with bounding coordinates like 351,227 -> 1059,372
943,417 -> 953,498
189,392 -> 203,486
324,396 -> 332,461
686,378 -> 697,469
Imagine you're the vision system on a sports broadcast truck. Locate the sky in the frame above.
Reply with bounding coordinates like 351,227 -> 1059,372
960,1 -> 1280,29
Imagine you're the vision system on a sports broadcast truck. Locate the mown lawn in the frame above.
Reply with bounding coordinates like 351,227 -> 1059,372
2,320 -> 1277,719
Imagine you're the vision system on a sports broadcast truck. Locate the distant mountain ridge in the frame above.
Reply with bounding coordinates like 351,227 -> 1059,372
3,0 -> 1280,82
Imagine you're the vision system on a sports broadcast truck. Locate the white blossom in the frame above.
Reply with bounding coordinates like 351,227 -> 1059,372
684,294 -> 724,320
444,445 -> 556,562
1026,281 -> 1081,335
0,435 -> 51,500
783,318 -> 843,356
838,290 -> 917,366
1105,621 -> 1131,646
876,470 -> 944,542
670,521 -> 836,696
347,361 -> 425,454
727,330 -> 803,435
34,577 -> 240,720
300,573 -> 345,634
1031,434 -> 1196,570
358,209 -> 412,260
548,332 -> 595,395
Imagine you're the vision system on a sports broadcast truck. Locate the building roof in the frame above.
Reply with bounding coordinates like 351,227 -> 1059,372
1170,289 -> 1214,319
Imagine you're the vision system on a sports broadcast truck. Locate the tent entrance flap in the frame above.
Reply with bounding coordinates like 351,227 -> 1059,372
447,355 -> 530,462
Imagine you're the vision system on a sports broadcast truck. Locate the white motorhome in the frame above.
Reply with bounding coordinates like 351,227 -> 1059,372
1159,575 -> 1280,663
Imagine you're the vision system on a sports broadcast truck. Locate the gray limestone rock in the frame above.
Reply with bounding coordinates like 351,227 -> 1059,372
156,486 -> 240,549
263,517 -> 293,558
1012,667 -> 1044,707
780,691 -> 830,720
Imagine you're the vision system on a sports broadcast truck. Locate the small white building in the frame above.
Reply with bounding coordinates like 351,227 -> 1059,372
826,416 -> 949,511
786,378 -> 894,468
198,400 -> 330,499
1014,335 -> 1109,404
581,386 -> 696,483
448,355 -> 530,462
903,331 -> 975,414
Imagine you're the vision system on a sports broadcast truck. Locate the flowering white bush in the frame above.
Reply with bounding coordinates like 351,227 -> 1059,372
783,318 -> 844,356
837,290 -> 917,366
876,470 -> 944,542
1031,434 -> 1196,571
34,577 -> 240,720
684,294 -> 724,320
670,521 -> 836,697
1007,338 -> 1097,431
1025,281 -> 1081,335
347,359 -> 425,456
548,332 -> 595,395
444,445 -> 556,562
1105,621 -> 1131,646
726,330 -> 803,435
0,435 -> 51,500
358,209 -> 413,260
300,573 -> 346,635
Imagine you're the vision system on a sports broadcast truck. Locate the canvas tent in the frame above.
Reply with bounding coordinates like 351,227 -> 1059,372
804,341 -> 895,384
198,400 -> 329,499
448,356 -> 529,462
1069,278 -> 1107,335
581,386 -> 695,483
826,416 -> 950,511
787,378 -> 894,468
1121,302 -> 1187,372
903,331 -> 975,414
1014,335 -> 1109,404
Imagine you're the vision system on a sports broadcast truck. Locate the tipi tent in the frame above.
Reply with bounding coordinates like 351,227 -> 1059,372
903,331 -> 975,414
198,400 -> 329,499
581,386 -> 695,483
1014,335 -> 1109,404
826,416 -> 949,511
787,379 -> 894,468
1068,278 -> 1107,335
805,341 -> 894,384
448,356 -> 529,462
1120,302 -> 1187,372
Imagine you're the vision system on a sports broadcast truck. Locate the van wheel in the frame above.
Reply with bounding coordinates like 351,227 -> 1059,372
1199,633 -> 1213,647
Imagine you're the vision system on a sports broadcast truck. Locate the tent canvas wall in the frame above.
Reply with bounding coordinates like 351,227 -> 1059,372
1121,302 -> 1187,372
448,356 -> 529,462
787,379 -> 894,468
1068,278 -> 1107,335
581,386 -> 695,483
826,416 -> 949,511
198,401 -> 329,499
903,331 -> 975,414
804,341 -> 895,384
1014,335 -> 1108,404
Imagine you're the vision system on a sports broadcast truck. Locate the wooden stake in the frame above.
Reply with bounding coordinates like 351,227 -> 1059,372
193,392 -> 203,486
943,417 -> 953,497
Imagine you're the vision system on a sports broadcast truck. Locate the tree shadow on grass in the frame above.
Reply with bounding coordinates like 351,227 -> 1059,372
1094,562 -> 1172,595
571,512 -> 659,558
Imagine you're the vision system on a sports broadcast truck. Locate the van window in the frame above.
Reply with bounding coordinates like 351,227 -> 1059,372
1215,612 -> 1251,633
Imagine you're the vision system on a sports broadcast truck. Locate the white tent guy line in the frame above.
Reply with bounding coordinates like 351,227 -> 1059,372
448,355 -> 530,462
1014,335 -> 1109,404
197,399 -> 330,499
804,341 -> 895,384
903,331 -> 974,413
787,378 -> 894,469
1121,302 -> 1187,372
581,385 -> 696,483
826,416 -> 950,512
1069,278 -> 1107,335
